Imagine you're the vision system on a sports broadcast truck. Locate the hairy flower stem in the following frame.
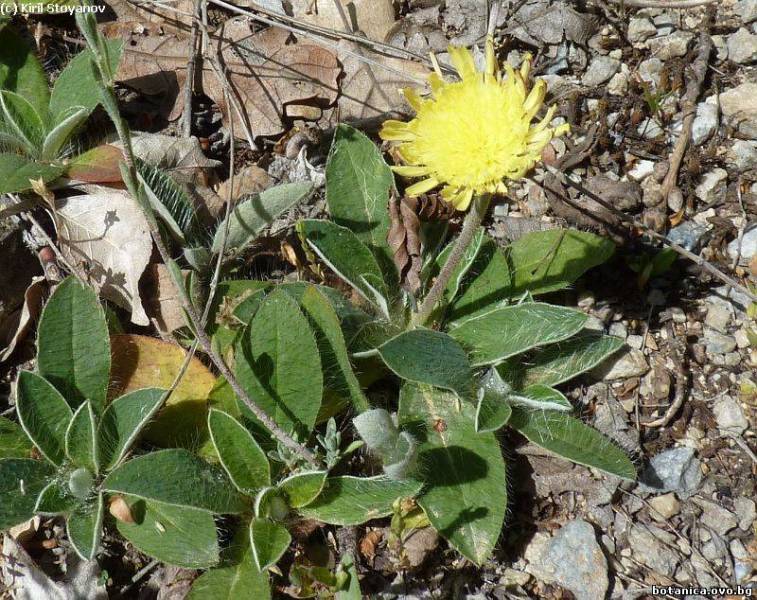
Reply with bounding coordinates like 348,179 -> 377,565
412,194 -> 491,327
75,12 -> 319,468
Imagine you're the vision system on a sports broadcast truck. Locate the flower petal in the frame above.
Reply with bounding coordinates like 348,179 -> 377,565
523,80 -> 547,120
485,35 -> 497,77
448,45 -> 477,81
402,88 -> 425,112
406,177 -> 440,196
380,120 -> 416,141
452,188 -> 474,211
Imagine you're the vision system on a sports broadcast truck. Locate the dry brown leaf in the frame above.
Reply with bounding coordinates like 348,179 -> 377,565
127,132 -> 222,185
0,276 -> 47,363
143,263 -> 189,334
109,495 -> 136,524
359,529 -> 383,561
215,164 -> 272,203
292,0 -> 396,42
52,188 -> 153,326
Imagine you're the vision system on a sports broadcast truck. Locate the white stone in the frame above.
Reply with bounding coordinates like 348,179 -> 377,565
607,65 -> 629,96
713,396 -> 749,434
628,17 -> 657,44
593,348 -> 649,380
727,226 -> 757,266
582,56 -> 621,87
648,31 -> 695,60
704,302 -> 731,333
738,0 -> 757,24
628,160 -> 656,181
649,493 -> 681,521
694,168 -> 728,202
727,139 -> 757,172
721,82 -> 757,139
727,28 -> 757,64
691,97 -> 719,145
637,118 -> 664,140
638,58 -> 664,88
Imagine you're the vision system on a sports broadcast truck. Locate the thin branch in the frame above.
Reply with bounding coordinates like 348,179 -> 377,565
603,0 -> 717,6
181,0 -> 202,138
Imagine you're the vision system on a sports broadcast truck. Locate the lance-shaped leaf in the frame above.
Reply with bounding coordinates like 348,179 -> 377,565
508,408 -> 636,480
501,331 -> 625,388
475,370 -> 513,433
235,290 -> 322,437
399,384 -> 507,565
102,449 -> 248,514
0,458 -> 53,530
0,416 -> 32,459
509,384 -> 572,411
208,409 -> 270,494
16,371 -> 73,465
67,493 -> 104,560
41,107 -> 88,160
299,286 -> 370,415
449,303 -> 588,366
36,276 -> 111,412
377,329 -> 473,399
299,476 -> 423,526
98,388 -> 166,470
249,518 -> 291,571
325,124 -> 395,279
187,528 -> 270,599
66,401 -> 98,474
213,182 -> 314,253
116,496 -> 220,568
0,26 -> 50,118
34,480 -> 78,515
299,219 -> 390,319
434,228 -> 485,311
277,471 -> 327,508
0,90 -> 46,151
0,153 -> 65,194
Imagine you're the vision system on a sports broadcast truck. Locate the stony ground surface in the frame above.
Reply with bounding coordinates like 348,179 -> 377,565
1,0 -> 756,598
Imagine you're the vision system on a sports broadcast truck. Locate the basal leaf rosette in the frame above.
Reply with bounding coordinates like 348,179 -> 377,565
380,37 -> 569,211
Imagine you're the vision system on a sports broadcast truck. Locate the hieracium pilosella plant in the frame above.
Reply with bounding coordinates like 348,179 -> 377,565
0,15 -> 635,598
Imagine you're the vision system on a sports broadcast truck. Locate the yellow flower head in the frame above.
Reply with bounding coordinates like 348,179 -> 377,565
380,38 -> 570,211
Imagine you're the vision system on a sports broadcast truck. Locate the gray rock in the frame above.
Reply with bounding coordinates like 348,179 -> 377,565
638,57 -> 664,88
704,302 -> 731,333
628,17 -> 657,44
694,168 -> 728,203
734,497 -> 756,531
627,525 -> 680,576
721,82 -> 757,139
727,139 -> 757,172
607,67 -> 629,96
713,396 -> 749,434
666,222 -> 710,251
731,539 -> 752,583
694,498 -> 739,535
637,117 -> 664,140
704,329 -> 737,354
593,348 -> 649,380
712,34 -> 729,61
648,30 -> 694,59
531,520 -> 608,600
648,493 -> 681,521
691,99 -> 719,145
738,0 -> 757,23
727,226 -> 757,266
582,56 -> 620,86
638,447 -> 702,498
727,28 -> 757,64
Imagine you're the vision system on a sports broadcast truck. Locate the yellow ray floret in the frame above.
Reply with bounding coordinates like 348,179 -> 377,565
380,37 -> 569,211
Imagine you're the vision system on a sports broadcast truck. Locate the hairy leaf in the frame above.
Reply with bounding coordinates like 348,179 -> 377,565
0,153 -> 64,194
475,370 -> 513,433
0,416 -> 32,459
34,480 -> 77,515
16,371 -> 73,465
67,493 -> 104,560
0,26 -> 50,117
208,409 -> 270,494
0,458 -> 53,530
102,449 -> 249,514
508,408 -> 636,480
399,384 -> 507,564
299,476 -> 423,526
36,276 -> 111,412
235,290 -> 322,437
277,471 -> 327,508
449,303 -> 587,366
65,401 -> 98,474
509,384 -> 572,411
377,329 -> 473,399
249,517 -> 291,571
0,90 -> 45,151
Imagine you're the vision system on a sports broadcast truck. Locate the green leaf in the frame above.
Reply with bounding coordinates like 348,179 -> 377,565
299,286 -> 370,414
0,153 -> 64,194
449,303 -> 588,366
0,458 -> 53,530
0,26 -> 50,119
0,416 -> 32,459
446,237 -> 512,323
299,219 -> 390,319
213,182 -> 314,253
187,529 -> 270,600
398,384 -> 507,564
65,401 -> 98,473
507,230 -> 615,297
0,90 -> 46,151
277,471 -> 327,508
377,329 -> 473,399
116,496 -> 220,568
67,493 -> 104,560
49,40 -> 123,123
502,331 -> 624,388
37,276 -> 111,412
208,409 -> 270,494
34,480 -> 78,515
16,371 -> 73,465
102,449 -> 249,514
299,476 -> 423,526
325,124 -> 395,281
336,554 -> 362,600
249,517 -> 291,571
235,289 -> 322,438
509,384 -> 572,411
475,370 -> 513,433
434,228 -> 485,309
508,408 -> 636,480
98,388 -> 166,471
40,107 -> 88,160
